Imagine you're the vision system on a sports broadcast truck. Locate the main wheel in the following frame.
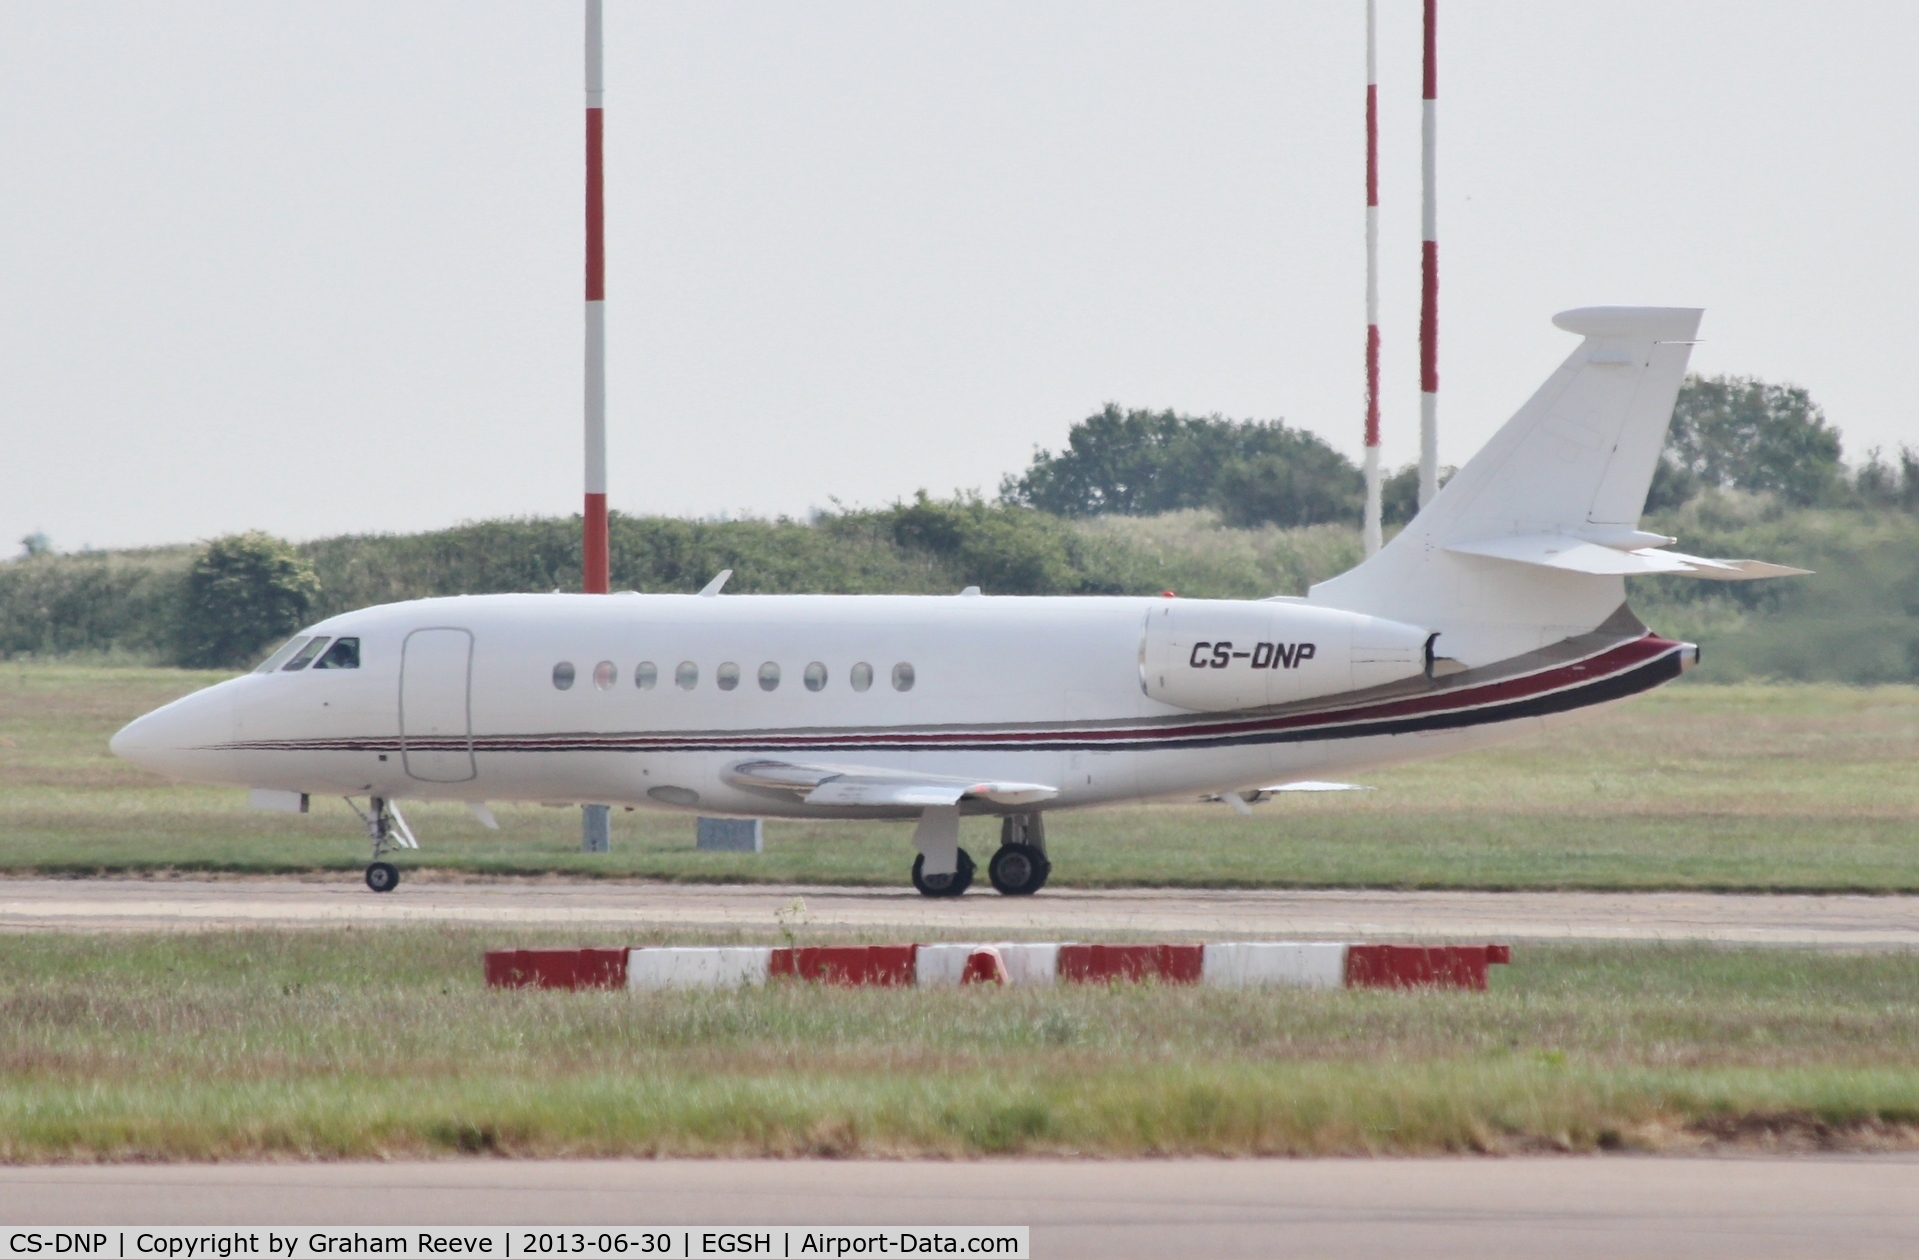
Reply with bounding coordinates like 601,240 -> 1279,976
988,842 -> 1051,896
911,848 -> 974,897
365,861 -> 401,893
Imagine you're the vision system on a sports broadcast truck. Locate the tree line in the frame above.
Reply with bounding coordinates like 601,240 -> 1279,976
1,500 -> 1200,668
1004,374 -> 1881,524
7,371 -> 1916,678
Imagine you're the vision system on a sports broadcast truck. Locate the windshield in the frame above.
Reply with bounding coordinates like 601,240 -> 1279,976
313,637 -> 360,670
254,636 -> 310,673
282,637 -> 331,671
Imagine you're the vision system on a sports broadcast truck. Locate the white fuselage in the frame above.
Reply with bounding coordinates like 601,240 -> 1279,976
110,589 -> 1685,820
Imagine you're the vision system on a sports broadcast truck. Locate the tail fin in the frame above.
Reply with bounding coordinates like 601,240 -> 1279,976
1311,306 -> 1701,666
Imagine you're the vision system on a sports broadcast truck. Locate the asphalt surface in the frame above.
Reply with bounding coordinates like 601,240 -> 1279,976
6,1158 -> 1919,1258
3,876 -> 1919,945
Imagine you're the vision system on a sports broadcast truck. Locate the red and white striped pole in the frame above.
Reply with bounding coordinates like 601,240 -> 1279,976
1417,0 -> 1439,508
581,1 -> 612,855
583,0 -> 609,595
1362,0 -> 1382,556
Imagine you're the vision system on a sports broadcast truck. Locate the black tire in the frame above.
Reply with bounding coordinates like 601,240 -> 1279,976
988,842 -> 1051,896
911,848 -> 974,897
365,861 -> 401,893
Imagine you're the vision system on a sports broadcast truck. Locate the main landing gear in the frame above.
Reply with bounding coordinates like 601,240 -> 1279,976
988,813 -> 1051,896
348,795 -> 417,893
908,812 -> 1051,898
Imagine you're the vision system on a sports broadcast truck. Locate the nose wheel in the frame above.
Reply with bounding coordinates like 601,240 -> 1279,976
346,795 -> 417,894
911,848 -> 975,897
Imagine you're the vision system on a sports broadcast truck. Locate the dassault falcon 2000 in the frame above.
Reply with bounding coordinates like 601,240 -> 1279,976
113,307 -> 1805,896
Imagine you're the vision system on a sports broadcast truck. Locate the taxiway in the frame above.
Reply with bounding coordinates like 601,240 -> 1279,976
6,1157 -> 1919,1259
3,876 -> 1917,946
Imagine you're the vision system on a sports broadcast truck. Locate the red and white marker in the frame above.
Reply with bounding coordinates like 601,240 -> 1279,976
487,943 -> 1511,992
1417,0 -> 1439,508
1362,0 -> 1383,557
583,0 -> 609,595
581,2 -> 612,855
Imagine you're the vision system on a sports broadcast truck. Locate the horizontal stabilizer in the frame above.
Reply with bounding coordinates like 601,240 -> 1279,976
1447,533 -> 1810,582
726,759 -> 1058,808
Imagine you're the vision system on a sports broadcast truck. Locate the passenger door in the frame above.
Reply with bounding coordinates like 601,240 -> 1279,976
400,628 -> 476,783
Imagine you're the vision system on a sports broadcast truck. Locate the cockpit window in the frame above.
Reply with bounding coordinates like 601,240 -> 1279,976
254,636 -> 310,673
312,637 -> 360,670
282,637 -> 331,671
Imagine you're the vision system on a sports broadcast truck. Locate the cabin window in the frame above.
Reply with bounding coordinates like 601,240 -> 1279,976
255,636 -> 310,673
849,662 -> 873,692
675,661 -> 698,690
717,662 -> 740,691
593,660 -> 618,691
804,661 -> 828,692
553,661 -> 576,690
758,661 -> 781,691
892,662 -> 915,692
635,661 -> 657,690
313,637 -> 360,670
282,637 -> 331,671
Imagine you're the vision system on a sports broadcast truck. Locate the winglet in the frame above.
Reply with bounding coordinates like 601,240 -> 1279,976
699,570 -> 733,597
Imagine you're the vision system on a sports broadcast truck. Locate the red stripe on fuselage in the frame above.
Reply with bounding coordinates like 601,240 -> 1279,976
215,635 -> 1682,757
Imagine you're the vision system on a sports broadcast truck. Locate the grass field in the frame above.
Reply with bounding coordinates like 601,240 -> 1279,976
7,662 -> 1919,890
2,928 -> 1916,1159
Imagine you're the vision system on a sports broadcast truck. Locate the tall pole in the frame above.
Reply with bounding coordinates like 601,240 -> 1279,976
581,1 -> 611,854
1362,0 -> 1382,556
1417,0 -> 1439,508
583,0 -> 609,595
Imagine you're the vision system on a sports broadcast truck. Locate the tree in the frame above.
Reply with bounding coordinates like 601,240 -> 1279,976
1661,375 -> 1845,507
1214,448 -> 1363,528
1002,405 -> 1362,527
884,493 -> 1088,593
1371,463 -> 1459,528
173,532 -> 320,669
1853,446 -> 1919,513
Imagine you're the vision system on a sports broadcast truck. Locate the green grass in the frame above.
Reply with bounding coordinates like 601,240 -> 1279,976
3,929 -> 1917,1159
7,662 -> 1919,890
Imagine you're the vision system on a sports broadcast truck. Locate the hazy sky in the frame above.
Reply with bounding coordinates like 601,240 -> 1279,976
4,2 -> 1916,551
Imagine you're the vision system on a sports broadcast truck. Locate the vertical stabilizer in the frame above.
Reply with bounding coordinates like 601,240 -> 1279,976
1311,306 -> 1701,666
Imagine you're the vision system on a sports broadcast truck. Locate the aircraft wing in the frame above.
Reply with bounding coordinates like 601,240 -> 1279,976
1260,780 -> 1372,792
1447,533 -> 1810,581
1204,781 -> 1372,814
725,759 -> 1059,808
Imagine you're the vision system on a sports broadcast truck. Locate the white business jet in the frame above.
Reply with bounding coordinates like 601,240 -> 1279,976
113,308 -> 1803,896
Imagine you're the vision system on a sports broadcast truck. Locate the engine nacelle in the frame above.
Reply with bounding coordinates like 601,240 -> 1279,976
1140,599 -> 1432,712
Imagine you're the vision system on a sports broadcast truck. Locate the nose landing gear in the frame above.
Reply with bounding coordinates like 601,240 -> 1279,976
347,795 -> 417,893
911,848 -> 975,897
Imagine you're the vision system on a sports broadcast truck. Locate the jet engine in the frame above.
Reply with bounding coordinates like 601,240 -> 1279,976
1140,598 -> 1432,712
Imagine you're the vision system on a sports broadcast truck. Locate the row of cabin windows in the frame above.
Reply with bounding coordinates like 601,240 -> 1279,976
255,635 -> 360,673
553,659 -> 914,694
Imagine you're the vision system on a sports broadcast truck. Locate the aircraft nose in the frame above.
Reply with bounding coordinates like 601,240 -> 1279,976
111,687 -> 238,783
